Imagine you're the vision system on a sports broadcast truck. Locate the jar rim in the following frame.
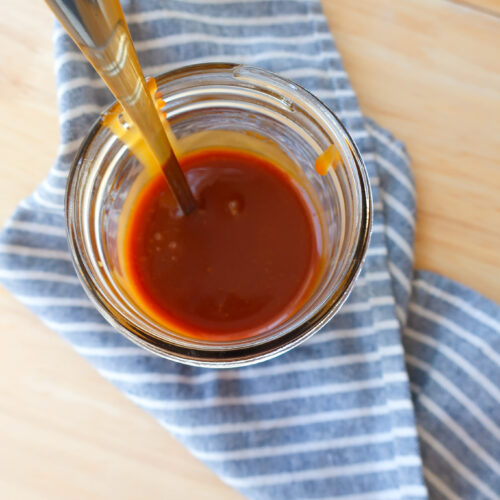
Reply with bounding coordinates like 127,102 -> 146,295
65,62 -> 372,367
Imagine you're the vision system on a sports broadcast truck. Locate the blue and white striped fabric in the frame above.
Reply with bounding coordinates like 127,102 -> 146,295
1,1 -> 499,499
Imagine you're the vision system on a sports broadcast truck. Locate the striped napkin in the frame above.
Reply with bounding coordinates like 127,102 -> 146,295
1,1 -> 499,499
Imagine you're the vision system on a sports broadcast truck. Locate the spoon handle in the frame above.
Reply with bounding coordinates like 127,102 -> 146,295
45,0 -> 196,214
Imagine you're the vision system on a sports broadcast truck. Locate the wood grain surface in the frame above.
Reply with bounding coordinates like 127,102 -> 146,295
451,0 -> 500,16
0,0 -> 498,498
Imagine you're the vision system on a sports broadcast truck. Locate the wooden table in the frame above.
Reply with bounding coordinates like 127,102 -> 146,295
0,1 -> 498,498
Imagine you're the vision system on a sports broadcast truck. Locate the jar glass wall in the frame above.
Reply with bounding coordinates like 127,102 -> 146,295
65,63 -> 372,367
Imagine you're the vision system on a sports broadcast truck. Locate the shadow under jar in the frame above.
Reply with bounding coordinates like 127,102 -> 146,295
66,63 -> 372,368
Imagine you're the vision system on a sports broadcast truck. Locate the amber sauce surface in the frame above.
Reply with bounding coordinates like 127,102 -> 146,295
124,148 -> 321,340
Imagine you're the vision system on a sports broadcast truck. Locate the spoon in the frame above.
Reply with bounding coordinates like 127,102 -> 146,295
45,0 -> 197,215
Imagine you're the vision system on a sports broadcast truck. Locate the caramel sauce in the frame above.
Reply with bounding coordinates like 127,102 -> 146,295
123,148 -> 322,340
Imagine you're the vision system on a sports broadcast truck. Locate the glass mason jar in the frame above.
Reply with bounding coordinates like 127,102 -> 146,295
66,63 -> 372,368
